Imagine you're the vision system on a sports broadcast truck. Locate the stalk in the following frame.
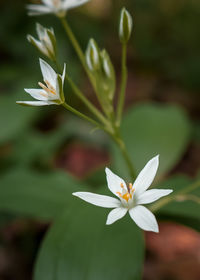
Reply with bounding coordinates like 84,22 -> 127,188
150,180 -> 200,212
116,44 -> 127,126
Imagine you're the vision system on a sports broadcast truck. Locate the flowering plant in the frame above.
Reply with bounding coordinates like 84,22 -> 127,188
2,0 -> 197,279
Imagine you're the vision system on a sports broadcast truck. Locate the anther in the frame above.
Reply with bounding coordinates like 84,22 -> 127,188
38,81 -> 56,95
116,192 -> 122,197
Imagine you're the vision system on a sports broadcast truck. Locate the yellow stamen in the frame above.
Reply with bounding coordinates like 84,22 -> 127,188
116,182 -> 135,202
122,192 -> 132,202
44,80 -> 56,92
40,92 -> 48,98
38,81 -> 56,95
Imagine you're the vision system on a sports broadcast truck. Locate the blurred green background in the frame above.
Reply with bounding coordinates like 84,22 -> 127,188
0,0 -> 200,279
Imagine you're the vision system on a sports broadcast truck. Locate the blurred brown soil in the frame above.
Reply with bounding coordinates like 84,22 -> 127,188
55,142 -> 110,179
0,220 -> 47,280
144,222 -> 200,280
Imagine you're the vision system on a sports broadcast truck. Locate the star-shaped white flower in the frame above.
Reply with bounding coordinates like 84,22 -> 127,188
73,155 -> 173,232
27,0 -> 90,17
17,59 -> 66,106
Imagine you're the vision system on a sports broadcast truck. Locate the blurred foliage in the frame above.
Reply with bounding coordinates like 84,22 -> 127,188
0,169 -> 81,220
130,0 -> 200,91
112,102 -> 191,180
0,0 -> 199,280
34,202 -> 144,280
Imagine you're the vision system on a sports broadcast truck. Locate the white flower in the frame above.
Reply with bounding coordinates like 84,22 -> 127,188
73,155 -> 173,232
17,59 -> 66,106
27,23 -> 56,61
27,0 -> 90,17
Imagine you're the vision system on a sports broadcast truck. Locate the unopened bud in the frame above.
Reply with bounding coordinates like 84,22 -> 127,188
100,49 -> 116,100
119,8 -> 133,44
86,39 -> 100,71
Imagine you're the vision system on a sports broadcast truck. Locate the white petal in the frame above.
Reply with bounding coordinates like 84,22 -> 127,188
16,101 -> 55,106
106,207 -> 127,225
55,74 -> 62,99
62,63 -> 66,85
27,4 -> 51,15
105,167 -> 127,196
28,37 -> 48,56
24,88 -> 48,101
133,155 -> 159,197
73,192 -> 121,208
36,23 -> 46,40
42,0 -> 54,7
137,189 -> 173,205
39,58 -> 57,88
63,0 -> 89,10
129,205 -> 159,233
27,35 -> 48,56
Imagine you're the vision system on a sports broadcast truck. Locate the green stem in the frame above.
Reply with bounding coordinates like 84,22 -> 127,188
116,138 -> 136,180
58,19 -> 136,179
54,60 -> 109,128
180,180 -> 200,195
109,125 -> 136,179
175,194 -> 200,204
59,17 -> 95,87
150,180 -> 200,213
62,102 -> 102,128
116,43 -> 127,126
66,76 -> 109,126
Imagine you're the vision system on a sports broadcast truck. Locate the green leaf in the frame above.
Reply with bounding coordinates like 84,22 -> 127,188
12,124 -> 73,167
0,94 -> 37,144
34,201 -> 144,280
112,103 -> 191,180
0,169 -> 82,220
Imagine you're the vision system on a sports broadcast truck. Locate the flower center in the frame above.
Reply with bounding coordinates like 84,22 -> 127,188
116,183 -> 135,202
38,80 -> 56,96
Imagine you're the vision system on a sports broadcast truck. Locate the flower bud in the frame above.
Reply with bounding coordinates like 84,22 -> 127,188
27,23 -> 57,61
85,39 -> 101,71
100,49 -> 116,101
119,8 -> 133,44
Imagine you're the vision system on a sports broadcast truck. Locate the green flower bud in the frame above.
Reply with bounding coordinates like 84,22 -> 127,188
119,8 -> 133,44
85,39 -> 101,71
100,49 -> 116,101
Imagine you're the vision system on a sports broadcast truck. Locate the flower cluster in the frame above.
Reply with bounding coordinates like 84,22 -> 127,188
17,1 -> 173,233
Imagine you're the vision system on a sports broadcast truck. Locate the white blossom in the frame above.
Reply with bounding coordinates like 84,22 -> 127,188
17,59 -> 66,106
73,155 -> 173,232
27,0 -> 90,17
27,23 -> 56,60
